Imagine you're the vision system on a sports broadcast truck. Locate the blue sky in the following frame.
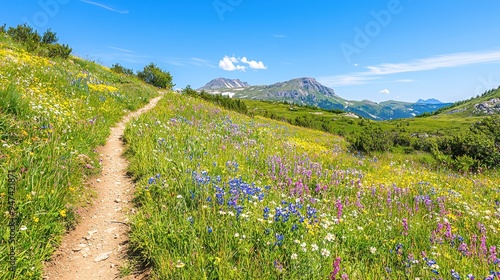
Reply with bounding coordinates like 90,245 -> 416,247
3,0 -> 500,103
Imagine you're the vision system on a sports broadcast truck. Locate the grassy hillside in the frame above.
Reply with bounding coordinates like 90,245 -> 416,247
1,22 -> 499,279
124,92 -> 500,279
242,98 -> 477,136
221,96 -> 498,171
431,86 -> 500,117
0,35 -> 158,279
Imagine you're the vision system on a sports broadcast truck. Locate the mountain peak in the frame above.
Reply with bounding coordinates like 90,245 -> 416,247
416,98 -> 443,104
199,78 -> 250,90
273,77 -> 338,98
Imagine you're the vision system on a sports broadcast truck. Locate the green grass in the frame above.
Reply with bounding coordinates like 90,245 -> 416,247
243,98 -> 479,137
1,27 -> 500,279
0,37 -> 158,279
124,92 -> 500,279
430,86 -> 500,117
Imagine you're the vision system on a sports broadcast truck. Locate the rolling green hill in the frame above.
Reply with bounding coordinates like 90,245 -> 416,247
0,29 -> 158,279
429,86 -> 500,117
186,85 -> 500,172
199,77 -> 452,120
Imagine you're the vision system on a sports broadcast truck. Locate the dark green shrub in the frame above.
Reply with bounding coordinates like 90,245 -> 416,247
434,119 -> 500,170
182,86 -> 248,115
392,133 -> 411,147
41,28 -> 58,44
111,63 -> 134,75
4,24 -> 72,59
349,125 -> 393,152
412,137 -> 436,153
453,155 -> 477,173
47,43 -> 72,59
7,23 -> 41,52
137,63 -> 174,89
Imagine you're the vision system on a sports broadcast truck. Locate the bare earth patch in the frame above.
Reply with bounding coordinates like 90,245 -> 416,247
43,95 -> 163,280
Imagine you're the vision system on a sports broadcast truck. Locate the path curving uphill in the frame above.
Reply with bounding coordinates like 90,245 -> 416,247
43,94 -> 163,279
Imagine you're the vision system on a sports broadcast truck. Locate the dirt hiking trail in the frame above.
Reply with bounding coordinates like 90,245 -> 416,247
43,94 -> 163,279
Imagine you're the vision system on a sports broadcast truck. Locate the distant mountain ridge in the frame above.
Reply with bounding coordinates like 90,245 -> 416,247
198,77 -> 249,90
199,77 -> 452,120
416,98 -> 443,105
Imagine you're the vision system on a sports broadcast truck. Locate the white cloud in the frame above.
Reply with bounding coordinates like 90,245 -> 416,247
379,89 -> 390,95
321,49 -> 500,87
189,57 -> 217,68
80,0 -> 128,14
108,46 -> 133,53
318,75 -> 379,86
240,57 -> 267,70
229,56 -> 239,63
366,50 -> 500,75
218,56 -> 246,71
163,57 -> 216,68
218,55 -> 266,71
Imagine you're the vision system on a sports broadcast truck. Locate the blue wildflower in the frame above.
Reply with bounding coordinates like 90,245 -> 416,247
275,233 -> 284,246
451,269 -> 460,280
263,206 -> 270,219
306,205 -> 317,219
258,193 -> 265,201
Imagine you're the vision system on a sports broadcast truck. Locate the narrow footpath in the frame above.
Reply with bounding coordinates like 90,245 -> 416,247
43,94 -> 163,279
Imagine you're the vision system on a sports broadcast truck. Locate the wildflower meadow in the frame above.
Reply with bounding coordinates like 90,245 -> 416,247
0,35 -> 157,279
0,25 -> 499,280
124,92 -> 500,279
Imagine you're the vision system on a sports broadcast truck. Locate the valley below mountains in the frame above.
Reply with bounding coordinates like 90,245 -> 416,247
199,77 -> 452,120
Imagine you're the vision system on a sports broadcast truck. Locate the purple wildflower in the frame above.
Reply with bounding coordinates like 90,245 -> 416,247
335,199 -> 343,222
402,218 -> 409,236
489,246 -> 497,264
329,257 -> 341,280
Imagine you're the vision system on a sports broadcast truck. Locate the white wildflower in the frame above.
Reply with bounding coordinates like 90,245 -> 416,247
311,244 -> 318,251
324,233 -> 335,242
321,248 -> 330,257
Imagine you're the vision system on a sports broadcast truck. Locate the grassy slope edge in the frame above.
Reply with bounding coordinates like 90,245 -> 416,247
0,35 -> 158,279
124,92 -> 500,279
